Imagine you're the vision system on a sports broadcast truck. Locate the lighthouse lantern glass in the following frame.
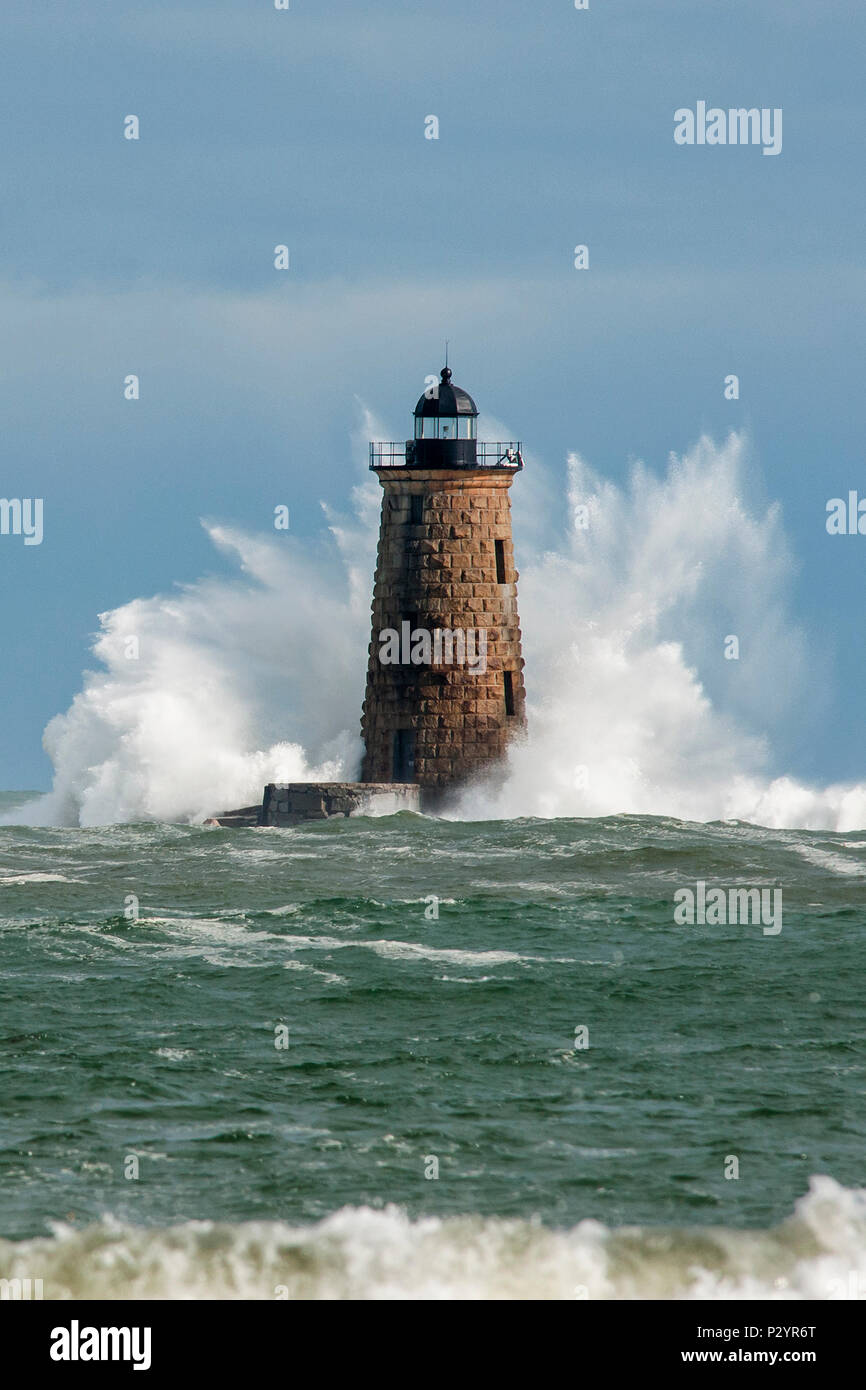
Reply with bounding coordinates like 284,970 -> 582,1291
415,416 -> 477,440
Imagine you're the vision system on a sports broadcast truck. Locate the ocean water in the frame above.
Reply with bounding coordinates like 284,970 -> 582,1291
1,791 -> 865,1299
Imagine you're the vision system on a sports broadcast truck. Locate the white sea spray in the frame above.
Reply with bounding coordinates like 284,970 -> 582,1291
6,428 -> 866,831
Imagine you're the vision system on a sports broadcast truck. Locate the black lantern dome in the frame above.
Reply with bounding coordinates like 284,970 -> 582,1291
367,363 -> 523,472
411,366 -> 478,467
414,367 -> 478,422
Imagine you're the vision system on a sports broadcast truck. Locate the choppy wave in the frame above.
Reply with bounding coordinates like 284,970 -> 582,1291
789,844 -> 866,878
1,1177 -> 864,1300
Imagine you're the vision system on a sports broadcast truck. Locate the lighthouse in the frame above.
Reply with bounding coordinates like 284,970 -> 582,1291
213,362 -> 527,827
361,365 -> 527,800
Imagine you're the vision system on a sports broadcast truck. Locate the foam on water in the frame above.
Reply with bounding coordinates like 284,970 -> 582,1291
267,931 -> 558,968
1,1177 -> 863,1300
0,872 -> 73,884
789,844 -> 866,877
5,428 -> 866,832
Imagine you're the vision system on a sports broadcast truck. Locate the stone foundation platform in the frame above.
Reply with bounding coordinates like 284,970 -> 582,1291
206,782 -> 420,828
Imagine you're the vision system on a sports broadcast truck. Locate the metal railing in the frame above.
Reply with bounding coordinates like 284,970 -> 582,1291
369,442 -> 523,470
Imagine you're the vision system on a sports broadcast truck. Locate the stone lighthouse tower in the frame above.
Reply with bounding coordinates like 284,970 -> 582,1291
361,365 -> 527,800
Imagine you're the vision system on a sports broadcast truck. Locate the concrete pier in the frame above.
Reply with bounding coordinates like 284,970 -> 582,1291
207,781 -> 420,828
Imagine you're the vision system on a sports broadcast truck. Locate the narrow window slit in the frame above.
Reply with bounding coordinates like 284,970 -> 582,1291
495,538 -> 507,583
504,670 -> 515,717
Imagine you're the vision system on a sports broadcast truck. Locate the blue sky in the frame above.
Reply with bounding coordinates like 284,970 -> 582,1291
1,0 -> 864,789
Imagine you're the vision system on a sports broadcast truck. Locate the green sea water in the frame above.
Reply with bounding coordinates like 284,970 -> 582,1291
1,792 -> 864,1298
